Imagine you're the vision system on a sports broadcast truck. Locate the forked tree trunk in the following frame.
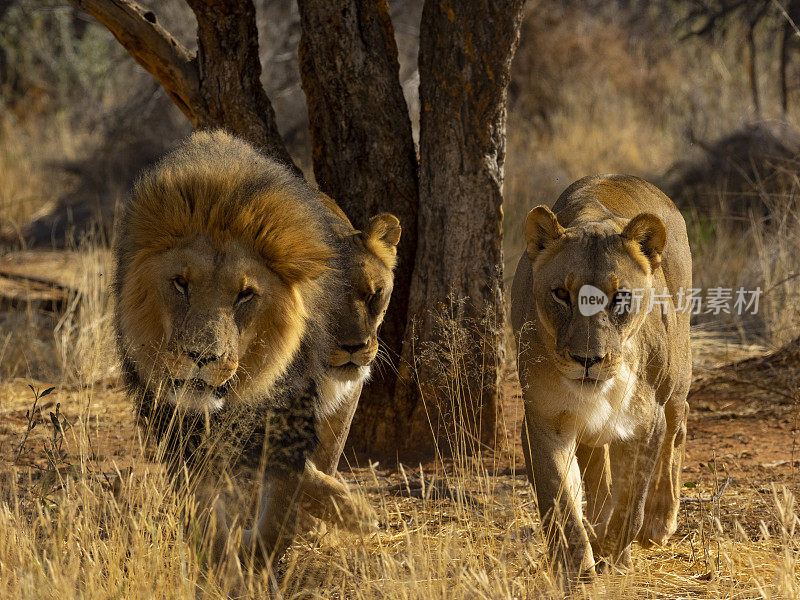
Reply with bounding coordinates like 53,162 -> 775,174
296,0 -> 419,444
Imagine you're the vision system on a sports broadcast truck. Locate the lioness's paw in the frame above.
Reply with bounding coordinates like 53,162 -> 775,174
329,489 -> 379,534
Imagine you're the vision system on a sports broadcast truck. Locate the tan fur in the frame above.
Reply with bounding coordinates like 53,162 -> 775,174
299,211 -> 401,532
511,175 -> 691,584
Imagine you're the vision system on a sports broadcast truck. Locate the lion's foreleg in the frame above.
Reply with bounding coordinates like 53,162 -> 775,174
241,471 -> 302,567
595,409 -> 666,567
241,380 -> 320,568
523,415 -> 596,583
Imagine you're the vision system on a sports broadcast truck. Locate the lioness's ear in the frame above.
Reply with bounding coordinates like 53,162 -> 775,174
367,213 -> 401,248
525,206 -> 564,262
365,213 -> 401,269
620,213 -> 667,272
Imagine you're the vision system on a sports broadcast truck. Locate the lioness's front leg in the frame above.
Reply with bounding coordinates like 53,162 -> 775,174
593,410 -> 666,567
523,416 -> 596,581
299,461 -> 378,532
576,444 -> 612,543
637,397 -> 688,547
311,384 -> 361,476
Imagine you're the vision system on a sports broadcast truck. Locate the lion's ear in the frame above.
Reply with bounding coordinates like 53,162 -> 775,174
525,206 -> 564,262
621,213 -> 667,272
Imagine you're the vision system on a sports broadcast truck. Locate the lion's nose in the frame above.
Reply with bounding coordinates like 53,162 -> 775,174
340,342 -> 367,354
569,353 -> 604,368
186,349 -> 223,367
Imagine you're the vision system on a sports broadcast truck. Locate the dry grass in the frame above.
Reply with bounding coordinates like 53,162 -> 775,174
0,372 -> 798,600
0,248 -> 798,599
0,243 -> 116,384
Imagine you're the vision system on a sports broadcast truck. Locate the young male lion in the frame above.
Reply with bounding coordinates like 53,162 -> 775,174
113,130 -> 348,567
510,175 -> 692,583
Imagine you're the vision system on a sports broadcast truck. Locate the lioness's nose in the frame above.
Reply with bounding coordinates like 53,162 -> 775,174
340,342 -> 367,354
569,353 -> 604,368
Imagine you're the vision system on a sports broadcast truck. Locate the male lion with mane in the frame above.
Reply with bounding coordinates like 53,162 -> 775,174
511,175 -> 691,584
113,130 -> 348,567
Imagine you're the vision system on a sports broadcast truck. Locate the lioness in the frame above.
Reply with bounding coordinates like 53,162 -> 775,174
114,130 -> 347,566
298,207 -> 401,530
510,175 -> 691,582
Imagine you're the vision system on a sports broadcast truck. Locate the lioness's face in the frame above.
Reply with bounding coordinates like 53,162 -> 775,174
525,207 -> 666,385
327,214 -> 400,383
121,235 -> 306,412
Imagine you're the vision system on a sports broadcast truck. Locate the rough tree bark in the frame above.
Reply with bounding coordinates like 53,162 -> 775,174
68,0 -> 300,176
389,0 -> 526,458
295,0 -> 419,448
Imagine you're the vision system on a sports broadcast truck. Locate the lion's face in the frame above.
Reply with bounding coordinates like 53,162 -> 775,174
115,130 -> 333,413
119,235 -> 310,411
524,206 -> 666,385
327,213 -> 401,384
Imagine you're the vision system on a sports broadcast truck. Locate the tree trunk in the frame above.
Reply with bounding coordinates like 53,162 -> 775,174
780,21 -> 790,115
389,0 -> 526,460
186,1 -> 300,176
295,0 -> 419,453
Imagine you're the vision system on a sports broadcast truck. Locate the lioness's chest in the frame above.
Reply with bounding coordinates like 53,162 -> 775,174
535,364 -> 650,445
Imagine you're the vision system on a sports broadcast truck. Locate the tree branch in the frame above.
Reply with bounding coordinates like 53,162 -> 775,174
71,0 -> 301,176
68,0 -> 200,122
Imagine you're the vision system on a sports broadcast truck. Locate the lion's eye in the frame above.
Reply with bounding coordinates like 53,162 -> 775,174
552,287 -> 570,305
236,288 -> 255,306
173,276 -> 189,296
